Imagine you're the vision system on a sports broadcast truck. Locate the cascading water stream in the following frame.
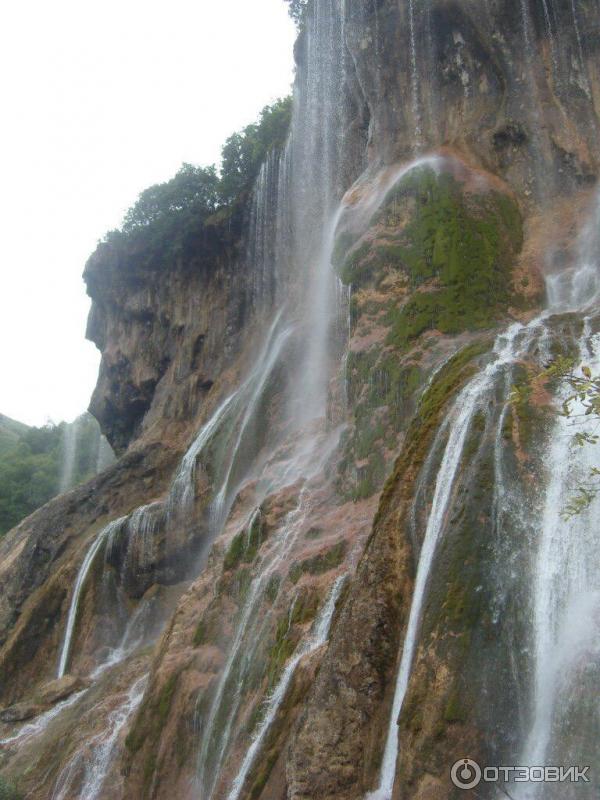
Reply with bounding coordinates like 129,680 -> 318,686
50,674 -> 149,800
366,322 -> 534,799
0,690 -> 88,747
540,0 -> 558,75
210,317 -> 294,529
57,517 -> 127,678
569,0 -> 590,96
225,575 -> 347,800
168,391 -> 240,518
368,189 -> 600,800
408,0 -> 422,146
514,195 -> 600,799
195,492 -> 311,799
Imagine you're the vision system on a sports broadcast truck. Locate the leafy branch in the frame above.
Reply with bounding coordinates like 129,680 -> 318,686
534,356 -> 600,518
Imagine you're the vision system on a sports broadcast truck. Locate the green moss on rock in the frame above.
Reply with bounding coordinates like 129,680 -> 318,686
337,167 -> 523,348
265,574 -> 282,604
288,540 -> 347,584
444,688 -> 468,723
267,612 -> 299,685
223,511 -> 267,571
125,669 -> 180,781
0,778 -> 22,800
375,339 -> 493,526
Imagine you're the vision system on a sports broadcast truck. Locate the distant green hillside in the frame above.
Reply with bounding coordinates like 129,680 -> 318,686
0,413 -> 114,537
0,414 -> 28,456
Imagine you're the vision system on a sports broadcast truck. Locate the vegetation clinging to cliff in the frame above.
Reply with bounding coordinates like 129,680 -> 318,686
219,98 -> 292,202
336,168 -> 524,349
102,97 -> 292,258
0,777 -> 22,800
283,0 -> 310,28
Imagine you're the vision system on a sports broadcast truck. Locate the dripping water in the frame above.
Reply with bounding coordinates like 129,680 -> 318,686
57,517 -> 127,678
195,493 -> 311,799
540,0 -> 558,77
569,0 -> 590,96
95,434 -> 114,474
50,674 -> 148,800
226,575 -> 347,800
408,0 -> 422,146
0,690 -> 88,747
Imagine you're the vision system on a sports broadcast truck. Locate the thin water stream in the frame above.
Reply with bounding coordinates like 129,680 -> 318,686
226,575 -> 347,800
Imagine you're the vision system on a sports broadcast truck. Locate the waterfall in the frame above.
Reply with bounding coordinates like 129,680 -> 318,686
519,332 -> 600,789
286,0 -> 347,428
366,321 -> 536,799
168,392 -> 239,519
50,674 -> 148,800
226,575 -> 346,800
0,690 -> 88,747
569,0 -> 590,95
293,206 -> 345,425
195,493 -> 311,799
367,189 -> 600,800
57,517 -> 127,678
95,434 -> 114,474
408,0 -> 422,145
515,195 -> 600,798
59,419 -> 79,494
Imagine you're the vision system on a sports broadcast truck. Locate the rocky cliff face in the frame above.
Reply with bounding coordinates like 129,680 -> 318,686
1,2 -> 599,800
84,206 -> 248,454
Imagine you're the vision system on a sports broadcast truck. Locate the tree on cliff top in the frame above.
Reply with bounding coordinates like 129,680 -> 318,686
123,164 -> 220,232
106,96 -> 292,244
219,98 -> 292,203
284,0 -> 310,27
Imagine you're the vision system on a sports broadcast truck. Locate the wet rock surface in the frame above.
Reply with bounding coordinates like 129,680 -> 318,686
0,1 -> 599,799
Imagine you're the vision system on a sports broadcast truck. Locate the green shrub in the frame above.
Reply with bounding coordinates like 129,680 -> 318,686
102,98 -> 292,267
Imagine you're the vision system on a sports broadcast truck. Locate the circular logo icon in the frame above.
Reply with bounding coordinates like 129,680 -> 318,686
451,759 -> 482,790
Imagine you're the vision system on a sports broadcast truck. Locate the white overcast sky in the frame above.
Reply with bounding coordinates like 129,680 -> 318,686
0,0 -> 295,426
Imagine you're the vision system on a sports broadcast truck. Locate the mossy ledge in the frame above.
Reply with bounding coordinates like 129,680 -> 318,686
375,337 -> 494,530
336,167 -> 523,350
